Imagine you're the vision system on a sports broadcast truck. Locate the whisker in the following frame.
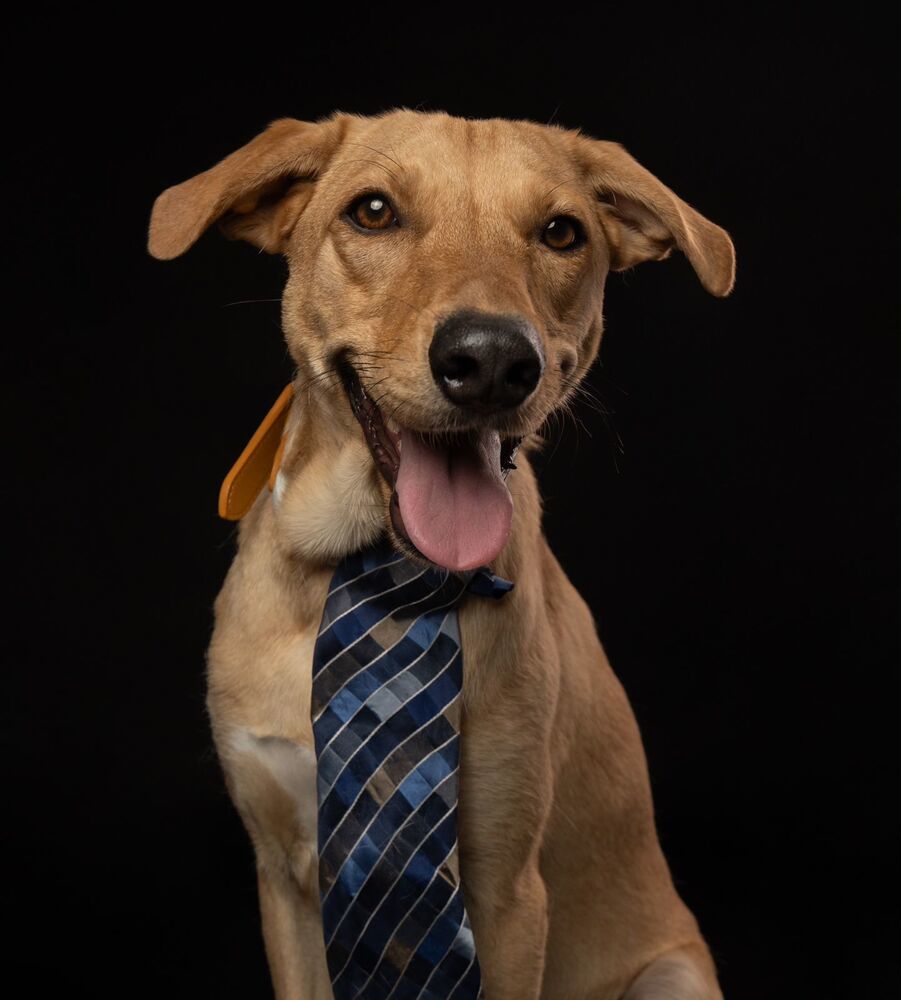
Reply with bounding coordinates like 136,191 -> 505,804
222,298 -> 282,308
352,349 -> 410,365
360,375 -> 392,401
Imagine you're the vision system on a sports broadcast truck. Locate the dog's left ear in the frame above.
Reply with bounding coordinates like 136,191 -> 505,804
148,113 -> 350,259
573,136 -> 736,296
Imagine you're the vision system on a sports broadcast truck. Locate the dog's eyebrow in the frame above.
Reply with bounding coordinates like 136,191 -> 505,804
542,174 -> 583,201
333,156 -> 403,186
341,141 -> 406,182
344,141 -> 404,171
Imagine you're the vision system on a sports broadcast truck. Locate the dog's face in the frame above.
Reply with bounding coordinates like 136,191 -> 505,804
150,110 -> 734,571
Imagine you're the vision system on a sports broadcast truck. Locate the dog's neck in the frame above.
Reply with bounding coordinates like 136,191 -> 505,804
268,387 -> 386,564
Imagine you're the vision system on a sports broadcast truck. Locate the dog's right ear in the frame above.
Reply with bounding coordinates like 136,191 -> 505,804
148,114 -> 349,260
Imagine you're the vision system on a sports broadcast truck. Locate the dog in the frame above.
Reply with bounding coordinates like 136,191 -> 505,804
149,108 -> 735,999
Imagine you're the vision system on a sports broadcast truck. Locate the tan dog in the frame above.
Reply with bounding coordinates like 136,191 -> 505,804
149,109 -> 735,999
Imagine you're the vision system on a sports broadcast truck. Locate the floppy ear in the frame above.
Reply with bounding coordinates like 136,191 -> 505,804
148,114 -> 349,259
574,136 -> 736,296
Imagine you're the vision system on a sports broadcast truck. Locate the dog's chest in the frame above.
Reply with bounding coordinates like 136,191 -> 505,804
218,557 -> 485,859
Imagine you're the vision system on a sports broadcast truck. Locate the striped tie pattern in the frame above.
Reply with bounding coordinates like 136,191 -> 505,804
311,536 -> 513,998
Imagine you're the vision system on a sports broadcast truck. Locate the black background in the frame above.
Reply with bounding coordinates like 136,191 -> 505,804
8,16 -> 899,998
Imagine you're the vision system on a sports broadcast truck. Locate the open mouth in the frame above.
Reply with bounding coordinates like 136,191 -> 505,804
339,360 -> 521,573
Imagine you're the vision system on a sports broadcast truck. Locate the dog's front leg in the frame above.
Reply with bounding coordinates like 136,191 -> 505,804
458,679 -> 555,998
466,845 -> 549,998
256,861 -> 332,1000
215,726 -> 333,1000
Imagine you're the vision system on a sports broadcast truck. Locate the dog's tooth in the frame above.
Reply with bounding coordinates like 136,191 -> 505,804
384,415 -> 399,435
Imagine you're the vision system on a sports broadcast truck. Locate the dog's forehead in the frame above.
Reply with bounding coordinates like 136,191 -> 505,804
344,111 -> 579,201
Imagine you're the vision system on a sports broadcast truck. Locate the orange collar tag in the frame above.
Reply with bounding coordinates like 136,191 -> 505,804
218,385 -> 294,521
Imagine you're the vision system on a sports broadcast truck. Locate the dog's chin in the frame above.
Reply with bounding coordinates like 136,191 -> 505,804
338,362 -> 522,574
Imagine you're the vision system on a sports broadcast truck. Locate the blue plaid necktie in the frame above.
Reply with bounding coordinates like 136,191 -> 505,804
311,535 -> 513,999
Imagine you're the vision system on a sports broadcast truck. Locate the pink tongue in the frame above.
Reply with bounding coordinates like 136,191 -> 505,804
395,429 -> 513,572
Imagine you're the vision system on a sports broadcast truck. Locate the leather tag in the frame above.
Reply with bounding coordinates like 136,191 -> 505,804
218,385 -> 293,521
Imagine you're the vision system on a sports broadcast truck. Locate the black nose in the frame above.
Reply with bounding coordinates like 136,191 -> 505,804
429,310 -> 545,411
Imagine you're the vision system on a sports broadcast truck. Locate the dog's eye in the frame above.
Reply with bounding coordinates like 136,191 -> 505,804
347,193 -> 397,231
542,216 -> 584,251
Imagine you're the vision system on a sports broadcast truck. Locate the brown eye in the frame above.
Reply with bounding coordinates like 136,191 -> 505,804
347,193 -> 397,231
542,215 -> 584,251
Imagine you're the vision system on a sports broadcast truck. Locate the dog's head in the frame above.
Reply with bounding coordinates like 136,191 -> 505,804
149,109 -> 734,572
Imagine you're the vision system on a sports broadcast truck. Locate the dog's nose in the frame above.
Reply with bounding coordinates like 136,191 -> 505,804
429,310 -> 545,411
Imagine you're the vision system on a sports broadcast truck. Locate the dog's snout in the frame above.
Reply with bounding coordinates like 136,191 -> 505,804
429,310 -> 545,411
